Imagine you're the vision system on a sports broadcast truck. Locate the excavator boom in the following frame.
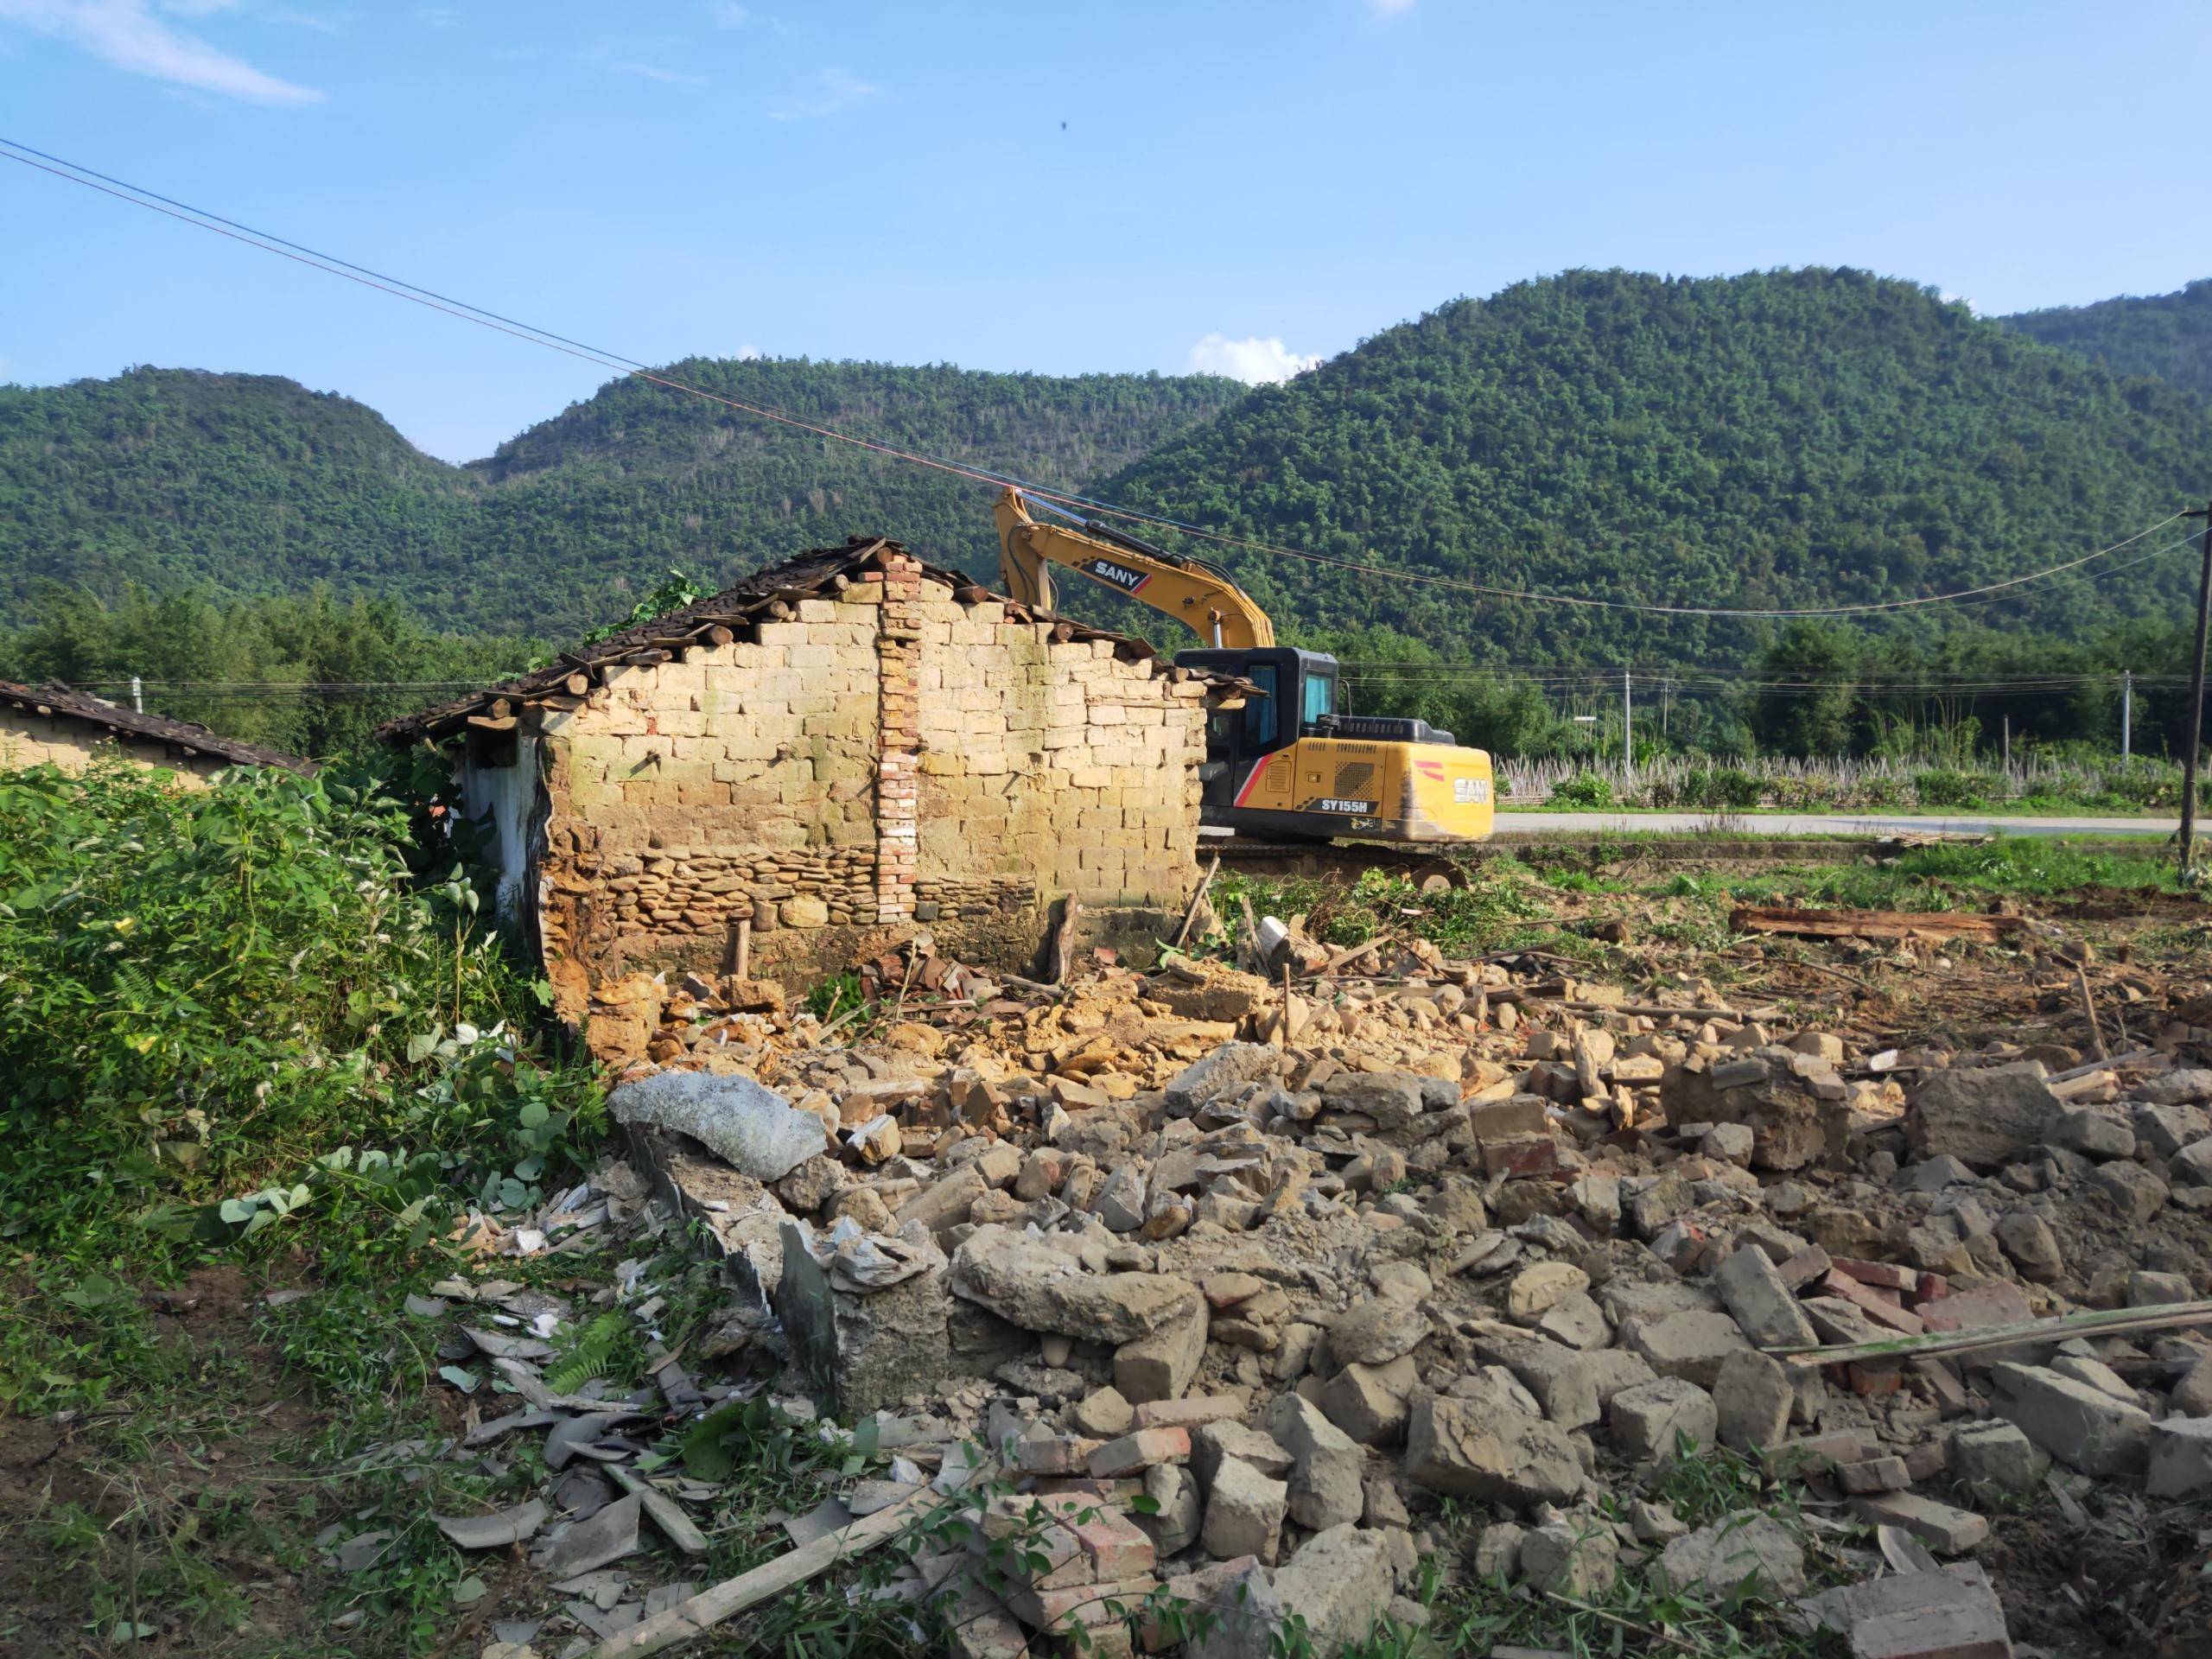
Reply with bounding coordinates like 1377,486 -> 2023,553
993,487 -> 1275,649
986,486 -> 1492,846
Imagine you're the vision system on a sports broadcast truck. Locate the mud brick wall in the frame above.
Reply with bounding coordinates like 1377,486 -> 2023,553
914,592 -> 1210,921
0,710 -> 226,785
529,590 -> 886,998
480,552 -> 1214,1012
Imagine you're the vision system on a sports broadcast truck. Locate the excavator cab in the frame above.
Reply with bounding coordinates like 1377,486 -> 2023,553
993,488 -> 1495,844
1179,645 -> 1488,841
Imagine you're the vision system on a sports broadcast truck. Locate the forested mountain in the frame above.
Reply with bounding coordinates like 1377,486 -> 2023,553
2000,279 -> 2212,403
0,368 -> 467,607
0,360 -> 1243,636
7,271 -> 2211,671
1090,269 -> 2212,665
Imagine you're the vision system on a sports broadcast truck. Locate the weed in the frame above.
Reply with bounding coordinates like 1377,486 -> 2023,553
804,969 -> 870,1023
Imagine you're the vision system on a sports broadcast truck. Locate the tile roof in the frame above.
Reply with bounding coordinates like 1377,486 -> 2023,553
376,536 -> 1230,743
0,679 -> 314,773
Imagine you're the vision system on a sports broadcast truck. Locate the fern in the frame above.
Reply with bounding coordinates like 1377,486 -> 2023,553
545,1311 -> 631,1395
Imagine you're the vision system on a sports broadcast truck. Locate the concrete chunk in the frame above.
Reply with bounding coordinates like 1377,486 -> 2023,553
1609,1376 -> 1717,1462
1656,1510 -> 1806,1598
1201,1456 -> 1287,1563
1849,1492 -> 1987,1554
2146,1414 -> 2212,1499
1799,1561 -> 2013,1659
1259,1394 -> 1365,1532
1713,1243 -> 1821,1350
1948,1421 -> 2047,1494
1626,1308 -> 1752,1389
1269,1523 -> 1394,1651
1906,1064 -> 2062,1170
1713,1349 -> 1793,1452
1991,1362 -> 2152,1477
1402,1392 -> 1585,1507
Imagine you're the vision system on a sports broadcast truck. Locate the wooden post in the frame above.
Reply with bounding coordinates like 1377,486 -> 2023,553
734,917 -> 751,982
1173,852 -> 1222,950
2182,501 -> 2212,873
2075,964 -> 2107,1063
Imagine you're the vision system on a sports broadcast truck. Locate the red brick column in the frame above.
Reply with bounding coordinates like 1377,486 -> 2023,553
874,550 -> 923,925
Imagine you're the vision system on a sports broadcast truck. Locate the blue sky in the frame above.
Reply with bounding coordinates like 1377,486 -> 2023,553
4,0 -> 2209,464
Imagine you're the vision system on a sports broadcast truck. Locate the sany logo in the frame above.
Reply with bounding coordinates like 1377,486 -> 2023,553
1080,557 -> 1149,594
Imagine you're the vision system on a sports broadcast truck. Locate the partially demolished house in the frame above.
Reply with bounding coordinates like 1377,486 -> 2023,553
378,537 -> 1246,1052
0,679 -> 311,782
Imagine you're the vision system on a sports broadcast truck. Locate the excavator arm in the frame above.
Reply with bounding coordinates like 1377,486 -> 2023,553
993,487 -> 1275,650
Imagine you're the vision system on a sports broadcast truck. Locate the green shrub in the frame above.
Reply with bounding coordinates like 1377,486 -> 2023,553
1548,772 -> 1615,809
1683,767 -> 1764,810
0,761 -> 600,1257
1913,768 -> 1999,808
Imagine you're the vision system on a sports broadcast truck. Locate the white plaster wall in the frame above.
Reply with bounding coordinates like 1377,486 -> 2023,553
459,732 -> 540,923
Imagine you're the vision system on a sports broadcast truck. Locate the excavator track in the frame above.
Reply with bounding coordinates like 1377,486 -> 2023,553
1205,835 -> 1478,889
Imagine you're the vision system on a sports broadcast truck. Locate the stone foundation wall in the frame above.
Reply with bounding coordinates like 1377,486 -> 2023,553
0,711 -> 227,785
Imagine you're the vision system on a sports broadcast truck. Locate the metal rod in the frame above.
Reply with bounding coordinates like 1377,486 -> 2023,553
2182,501 -> 2212,873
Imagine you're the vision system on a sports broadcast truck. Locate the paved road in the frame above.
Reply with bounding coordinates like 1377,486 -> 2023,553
1494,810 -> 2177,840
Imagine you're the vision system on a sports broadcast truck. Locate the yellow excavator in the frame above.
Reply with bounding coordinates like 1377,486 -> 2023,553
993,487 -> 1494,843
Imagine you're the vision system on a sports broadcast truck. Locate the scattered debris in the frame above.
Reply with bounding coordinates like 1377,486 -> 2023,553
370,895 -> 2212,1657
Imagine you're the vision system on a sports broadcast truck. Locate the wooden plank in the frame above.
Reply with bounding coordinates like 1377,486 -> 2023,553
586,1478 -> 955,1657
1731,905 -> 2022,942
1781,1298 -> 2212,1367
1172,853 -> 1222,950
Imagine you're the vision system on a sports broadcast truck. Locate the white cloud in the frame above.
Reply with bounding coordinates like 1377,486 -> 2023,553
1185,333 -> 1321,385
0,0 -> 322,102
769,65 -> 877,120
735,342 -> 761,360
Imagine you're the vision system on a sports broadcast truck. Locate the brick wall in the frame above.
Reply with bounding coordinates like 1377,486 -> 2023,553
0,711 -> 226,785
487,552 -> 1213,1008
916,592 -> 1209,922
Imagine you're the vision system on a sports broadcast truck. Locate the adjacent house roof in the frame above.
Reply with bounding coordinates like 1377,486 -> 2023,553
0,680 -> 314,773
377,536 -> 1229,744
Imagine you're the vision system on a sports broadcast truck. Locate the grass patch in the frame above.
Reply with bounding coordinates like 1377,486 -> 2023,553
1213,862 -> 1563,959
1391,1449 -> 1847,1659
1730,836 -> 2190,912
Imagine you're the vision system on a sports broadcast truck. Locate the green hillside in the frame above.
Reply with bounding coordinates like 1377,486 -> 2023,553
9,274 -> 2211,671
1087,268 -> 2212,665
2000,278 -> 2212,403
0,360 -> 1243,636
0,368 -> 467,604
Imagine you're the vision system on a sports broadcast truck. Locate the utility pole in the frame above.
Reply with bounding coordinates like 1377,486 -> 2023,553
2121,670 -> 2132,766
1622,670 -> 1634,788
2181,501 -> 2212,874
2002,715 -> 2011,770
130,675 -> 143,715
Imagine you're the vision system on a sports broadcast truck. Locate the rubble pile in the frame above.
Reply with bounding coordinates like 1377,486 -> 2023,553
583,931 -> 2212,1659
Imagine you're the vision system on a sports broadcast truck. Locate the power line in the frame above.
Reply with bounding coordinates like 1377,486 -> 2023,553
3,135 -> 2192,623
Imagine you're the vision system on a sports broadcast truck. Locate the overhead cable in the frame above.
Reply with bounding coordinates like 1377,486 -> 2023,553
0,137 -> 2190,620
